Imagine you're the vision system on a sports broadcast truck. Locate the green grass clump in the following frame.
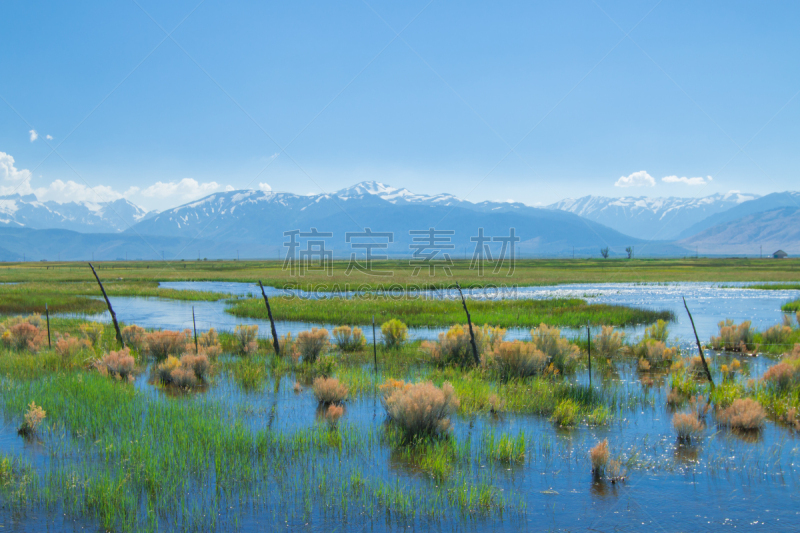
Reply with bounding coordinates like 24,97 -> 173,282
481,431 -> 526,464
550,399 -> 581,426
227,295 -> 673,328
782,299 -> 800,312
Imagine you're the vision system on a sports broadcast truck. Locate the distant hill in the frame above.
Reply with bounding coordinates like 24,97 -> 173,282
0,194 -> 151,233
679,206 -> 800,256
0,227 -> 216,261
676,191 -> 800,239
547,192 -> 757,240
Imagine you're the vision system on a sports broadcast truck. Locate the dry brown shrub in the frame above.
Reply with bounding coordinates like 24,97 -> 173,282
762,348 -> 800,390
717,398 -> 765,430
234,325 -> 258,355
312,377 -> 348,404
594,326 -> 625,358
6,323 -> 46,352
530,323 -> 580,374
293,381 -> 302,393
146,330 -> 190,359
590,438 -> 610,476
424,324 -> 506,368
666,388 -> 682,406
711,319 -> 754,352
279,333 -> 295,359
297,328 -> 329,363
324,404 -> 345,427
155,351 -> 209,388
763,324 -> 792,346
487,394 -> 505,414
673,412 -> 704,440
379,379 -> 459,437
55,334 -> 91,358
490,341 -> 548,377
99,347 -> 135,380
121,325 -> 147,352
180,353 -> 210,381
197,328 -> 222,357
332,325 -> 366,352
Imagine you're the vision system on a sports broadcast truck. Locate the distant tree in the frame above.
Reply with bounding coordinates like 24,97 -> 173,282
600,247 -> 610,259
625,246 -> 633,259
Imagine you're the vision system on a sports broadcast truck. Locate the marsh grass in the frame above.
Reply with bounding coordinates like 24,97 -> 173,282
228,294 -> 674,328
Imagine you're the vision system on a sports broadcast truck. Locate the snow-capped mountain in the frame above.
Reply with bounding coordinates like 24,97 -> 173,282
128,181 -> 681,257
0,193 -> 150,233
547,192 -> 759,240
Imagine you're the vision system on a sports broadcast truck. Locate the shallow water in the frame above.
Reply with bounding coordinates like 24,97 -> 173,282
4,281 -> 799,531
74,281 -> 799,348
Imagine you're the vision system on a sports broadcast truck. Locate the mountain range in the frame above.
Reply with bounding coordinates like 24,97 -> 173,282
0,181 -> 797,260
0,193 -> 149,232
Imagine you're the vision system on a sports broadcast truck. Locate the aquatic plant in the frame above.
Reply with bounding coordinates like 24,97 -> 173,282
531,323 -> 580,375
716,398 -> 766,430
229,356 -> 264,390
550,399 -> 580,427
79,322 -> 105,347
312,377 -> 348,405
593,325 -> 625,357
482,432 -> 525,463
97,348 -> 135,380
121,324 -> 147,352
233,325 -> 259,355
296,328 -> 329,363
488,340 -> 548,378
293,381 -> 302,393
146,330 -> 190,359
332,325 -> 366,352
710,319 -> 754,352
18,401 -> 46,437
278,332 -> 295,358
644,319 -> 669,343
590,439 -> 609,477
720,358 -> 742,381
380,379 -> 459,438
381,319 -> 408,349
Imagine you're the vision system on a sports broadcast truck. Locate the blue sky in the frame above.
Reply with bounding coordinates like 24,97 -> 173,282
1,0 -> 798,210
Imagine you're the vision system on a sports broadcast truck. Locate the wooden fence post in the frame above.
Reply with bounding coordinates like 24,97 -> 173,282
46,303 -> 51,349
259,281 -> 281,356
683,297 -> 714,388
192,306 -> 199,354
455,282 -> 480,367
89,263 -> 124,347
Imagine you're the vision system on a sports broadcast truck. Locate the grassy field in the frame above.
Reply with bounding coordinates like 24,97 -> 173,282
228,295 -> 674,328
1,257 -> 799,290
0,280 -> 234,314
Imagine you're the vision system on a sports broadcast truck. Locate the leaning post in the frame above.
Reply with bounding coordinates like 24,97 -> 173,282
372,315 -> 378,373
455,282 -> 480,367
88,262 -> 124,348
258,281 -> 281,357
46,303 -> 51,349
587,322 -> 591,389
192,306 -> 199,354
683,297 -> 714,388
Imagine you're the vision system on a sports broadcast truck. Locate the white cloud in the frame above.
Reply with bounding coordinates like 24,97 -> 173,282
45,134 -> 53,140
29,130 -> 38,142
615,170 -> 655,187
662,175 -> 712,186
258,182 -> 272,192
224,185 -> 235,192
140,178 -> 222,200
0,152 -> 32,183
